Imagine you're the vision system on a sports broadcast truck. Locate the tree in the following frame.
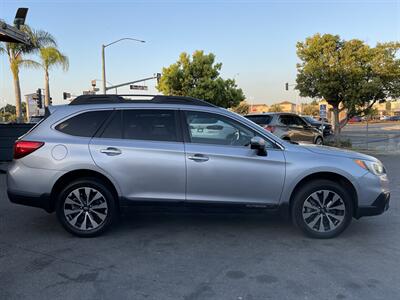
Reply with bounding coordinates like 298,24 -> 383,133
38,46 -> 69,106
302,103 -> 319,116
230,101 -> 250,115
296,34 -> 400,136
268,104 -> 282,112
0,103 -> 26,122
157,50 -> 245,108
0,26 -> 56,122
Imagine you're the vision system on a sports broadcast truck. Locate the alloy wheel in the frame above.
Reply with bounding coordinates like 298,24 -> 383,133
302,190 -> 346,233
63,187 -> 108,231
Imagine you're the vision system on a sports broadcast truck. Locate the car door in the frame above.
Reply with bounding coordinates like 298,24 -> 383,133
89,109 -> 186,202
183,110 -> 286,205
293,116 -> 315,143
278,114 -> 300,141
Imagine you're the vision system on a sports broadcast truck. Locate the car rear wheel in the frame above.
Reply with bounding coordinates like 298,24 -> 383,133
292,179 -> 353,238
56,178 -> 117,237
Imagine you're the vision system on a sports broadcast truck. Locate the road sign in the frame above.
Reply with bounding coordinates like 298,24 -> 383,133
320,104 -> 327,119
130,85 -> 148,90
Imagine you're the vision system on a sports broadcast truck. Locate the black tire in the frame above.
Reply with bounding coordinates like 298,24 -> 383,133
315,136 -> 323,145
56,177 -> 117,237
292,179 -> 353,239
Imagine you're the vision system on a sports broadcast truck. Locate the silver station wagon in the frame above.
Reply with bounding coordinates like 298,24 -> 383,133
7,95 -> 390,238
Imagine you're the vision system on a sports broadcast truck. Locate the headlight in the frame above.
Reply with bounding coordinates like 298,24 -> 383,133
354,159 -> 386,176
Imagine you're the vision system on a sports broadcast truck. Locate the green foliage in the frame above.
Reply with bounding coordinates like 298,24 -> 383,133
302,103 -> 319,116
0,103 -> 26,122
230,101 -> 250,115
0,25 -> 56,121
295,33 -> 400,134
39,46 -> 69,71
325,138 -> 352,149
268,104 -> 282,112
157,50 -> 245,108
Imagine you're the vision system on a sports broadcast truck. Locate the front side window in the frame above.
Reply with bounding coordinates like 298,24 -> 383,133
123,110 -> 179,142
185,111 -> 266,147
294,116 -> 307,127
56,110 -> 111,137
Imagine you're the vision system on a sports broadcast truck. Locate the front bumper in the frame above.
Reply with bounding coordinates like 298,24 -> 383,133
356,192 -> 390,218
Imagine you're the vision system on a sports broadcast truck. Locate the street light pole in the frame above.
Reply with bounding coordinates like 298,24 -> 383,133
101,37 -> 145,94
101,45 -> 106,94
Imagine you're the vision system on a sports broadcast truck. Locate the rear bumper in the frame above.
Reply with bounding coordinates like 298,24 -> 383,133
356,192 -> 390,218
7,190 -> 52,213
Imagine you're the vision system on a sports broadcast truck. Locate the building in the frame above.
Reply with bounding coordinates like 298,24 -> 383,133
388,100 -> 400,116
249,104 -> 269,113
278,101 -> 297,113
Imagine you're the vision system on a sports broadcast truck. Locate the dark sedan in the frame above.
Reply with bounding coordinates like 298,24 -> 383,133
302,116 -> 333,137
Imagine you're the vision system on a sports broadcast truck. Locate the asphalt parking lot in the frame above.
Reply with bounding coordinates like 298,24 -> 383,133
341,122 -> 400,152
0,154 -> 399,300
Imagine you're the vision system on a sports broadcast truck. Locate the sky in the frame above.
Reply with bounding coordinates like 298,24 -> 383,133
0,0 -> 399,106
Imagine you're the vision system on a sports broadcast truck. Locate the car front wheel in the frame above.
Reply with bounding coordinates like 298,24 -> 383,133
56,178 -> 117,237
315,136 -> 323,145
292,179 -> 353,238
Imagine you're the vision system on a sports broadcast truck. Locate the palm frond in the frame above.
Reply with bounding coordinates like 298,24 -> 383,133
40,46 -> 69,71
19,59 -> 41,69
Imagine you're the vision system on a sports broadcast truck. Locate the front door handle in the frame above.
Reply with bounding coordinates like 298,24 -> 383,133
100,147 -> 122,156
188,154 -> 209,162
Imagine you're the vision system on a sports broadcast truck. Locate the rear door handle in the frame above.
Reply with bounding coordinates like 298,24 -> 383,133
100,147 -> 122,156
188,154 -> 209,162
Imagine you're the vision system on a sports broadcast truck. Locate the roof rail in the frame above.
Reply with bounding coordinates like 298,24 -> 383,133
68,94 -> 216,107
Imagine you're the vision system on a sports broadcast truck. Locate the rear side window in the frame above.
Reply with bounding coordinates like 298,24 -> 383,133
123,110 -> 179,142
245,115 -> 272,126
279,115 -> 295,126
56,111 -> 111,137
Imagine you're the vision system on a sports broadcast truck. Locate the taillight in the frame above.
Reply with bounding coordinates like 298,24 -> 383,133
264,125 -> 276,133
13,141 -> 44,159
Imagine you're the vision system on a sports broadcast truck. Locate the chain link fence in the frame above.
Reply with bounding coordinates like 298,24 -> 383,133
338,121 -> 400,154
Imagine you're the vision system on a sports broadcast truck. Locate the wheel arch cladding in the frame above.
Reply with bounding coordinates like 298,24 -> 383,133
50,169 -> 119,212
288,172 -> 358,218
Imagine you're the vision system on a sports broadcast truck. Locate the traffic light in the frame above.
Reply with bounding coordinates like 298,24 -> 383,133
63,92 -> 71,100
33,88 -> 42,108
285,82 -> 289,91
156,73 -> 161,84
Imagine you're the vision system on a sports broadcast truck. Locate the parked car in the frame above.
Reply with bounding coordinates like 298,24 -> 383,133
389,115 -> 400,121
380,116 -> 390,121
349,116 -> 362,123
245,113 -> 324,144
7,95 -> 390,238
301,115 -> 333,137
29,115 -> 44,124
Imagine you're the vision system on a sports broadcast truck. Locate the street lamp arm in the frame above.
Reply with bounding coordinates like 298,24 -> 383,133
104,37 -> 146,48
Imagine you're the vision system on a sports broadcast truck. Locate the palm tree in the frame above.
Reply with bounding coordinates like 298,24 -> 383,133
38,47 -> 69,107
0,26 -> 56,122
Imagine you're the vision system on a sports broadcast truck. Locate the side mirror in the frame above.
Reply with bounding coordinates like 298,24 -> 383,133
250,137 -> 267,156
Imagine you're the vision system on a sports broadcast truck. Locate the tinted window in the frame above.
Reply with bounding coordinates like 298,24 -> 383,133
279,115 -> 295,126
186,111 -> 273,147
56,111 -> 111,137
100,111 -> 122,139
123,110 -> 178,142
245,115 -> 272,126
294,116 -> 307,126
